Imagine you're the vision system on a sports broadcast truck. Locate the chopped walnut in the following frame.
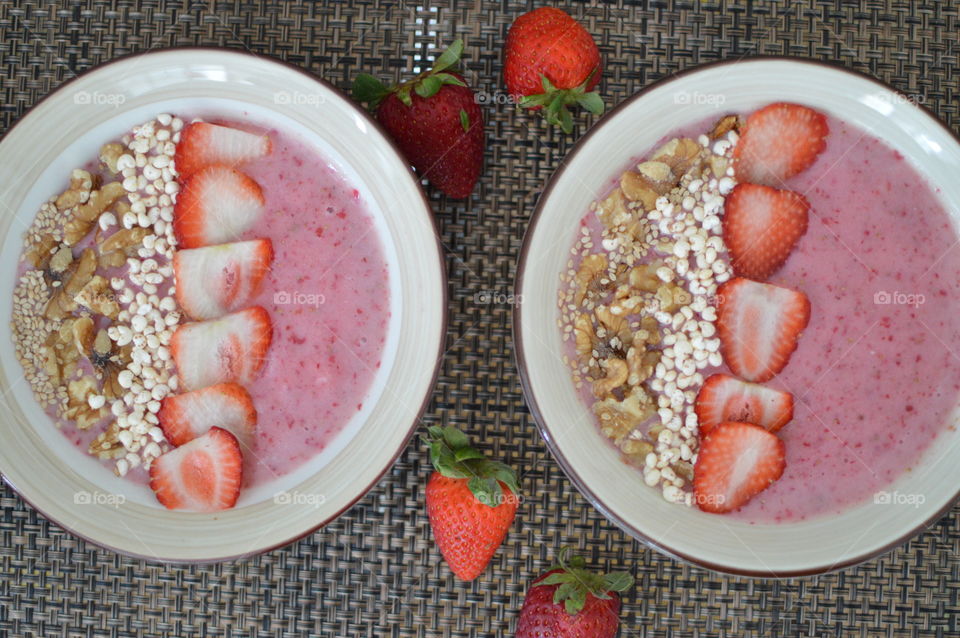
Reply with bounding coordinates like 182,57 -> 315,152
66,374 -> 95,406
91,329 -> 113,367
592,357 -> 628,398
102,364 -> 124,400
74,275 -> 119,319
40,340 -> 61,386
593,387 -> 656,448
63,376 -> 106,431
574,313 -> 596,364
673,461 -> 694,482
628,261 -> 664,294
639,315 -> 661,346
595,305 -> 633,346
89,422 -> 126,459
609,294 -> 645,317
55,169 -> 93,211
656,283 -> 692,313
620,171 -> 660,211
62,248 -> 97,299
636,161 -> 675,192
53,321 -> 81,381
627,334 -> 660,386
47,245 -> 73,282
574,253 -> 610,305
64,181 -> 125,246
72,316 -> 95,358
709,114 -> 742,140
651,137 -> 702,176
99,143 -> 125,174
99,226 -> 149,256
46,248 -> 97,318
621,439 -> 655,463
24,234 -> 58,269
595,188 -> 632,230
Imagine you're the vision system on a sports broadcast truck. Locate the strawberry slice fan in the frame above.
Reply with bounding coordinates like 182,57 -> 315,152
692,102 -> 827,513
150,122 -> 275,512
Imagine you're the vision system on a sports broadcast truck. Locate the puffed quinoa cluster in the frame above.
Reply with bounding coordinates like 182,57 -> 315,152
640,129 -> 738,505
558,116 -> 741,506
101,114 -> 184,476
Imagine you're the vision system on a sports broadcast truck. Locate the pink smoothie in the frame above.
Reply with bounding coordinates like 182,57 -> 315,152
730,117 -> 960,522
50,118 -> 391,489
220,121 -> 391,487
566,115 -> 960,523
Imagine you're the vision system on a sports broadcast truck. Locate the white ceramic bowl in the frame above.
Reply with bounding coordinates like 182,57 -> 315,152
515,59 -> 960,576
0,49 -> 445,561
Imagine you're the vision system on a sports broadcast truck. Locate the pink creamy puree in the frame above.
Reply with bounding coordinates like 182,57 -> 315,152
60,120 -> 390,488
573,116 -> 960,523
732,117 -> 960,522
231,123 -> 390,487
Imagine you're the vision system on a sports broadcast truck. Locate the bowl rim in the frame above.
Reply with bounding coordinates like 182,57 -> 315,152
0,46 -> 448,563
512,55 -> 960,577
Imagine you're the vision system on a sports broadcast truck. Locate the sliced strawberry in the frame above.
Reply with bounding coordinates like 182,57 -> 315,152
171,307 -> 273,391
732,102 -> 828,186
149,427 -> 243,512
173,165 -> 265,249
158,383 -> 257,447
695,373 -> 793,435
174,239 -> 274,320
175,122 -> 271,178
693,421 -> 785,513
723,183 -> 809,280
717,278 -> 810,383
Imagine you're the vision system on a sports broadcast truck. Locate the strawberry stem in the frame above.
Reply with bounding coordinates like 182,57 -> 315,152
423,425 -> 520,507
534,547 -> 634,615
352,39 -> 469,111
518,69 -> 604,134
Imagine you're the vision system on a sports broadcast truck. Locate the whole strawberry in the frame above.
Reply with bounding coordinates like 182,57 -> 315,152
504,7 -> 603,133
515,548 -> 634,638
423,425 -> 520,580
352,40 -> 484,198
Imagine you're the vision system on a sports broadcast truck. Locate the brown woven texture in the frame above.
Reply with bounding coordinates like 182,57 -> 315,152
1,0 -> 959,636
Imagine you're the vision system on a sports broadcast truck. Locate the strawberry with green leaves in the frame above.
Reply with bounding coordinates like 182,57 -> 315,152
504,7 -> 604,133
352,40 -> 484,199
514,548 -> 634,638
424,425 -> 520,581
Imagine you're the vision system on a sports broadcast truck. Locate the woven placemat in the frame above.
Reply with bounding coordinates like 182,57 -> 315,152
1,1 -> 959,636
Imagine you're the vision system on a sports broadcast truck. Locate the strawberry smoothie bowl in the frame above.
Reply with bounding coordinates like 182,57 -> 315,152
515,59 -> 960,575
0,50 -> 445,561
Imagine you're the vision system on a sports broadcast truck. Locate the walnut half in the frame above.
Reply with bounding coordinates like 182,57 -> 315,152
64,181 -> 125,246
574,253 -> 610,306
592,357 -> 628,398
594,387 -> 656,451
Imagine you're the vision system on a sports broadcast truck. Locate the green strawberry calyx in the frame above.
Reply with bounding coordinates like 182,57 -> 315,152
352,39 -> 468,110
518,70 -> 604,134
423,425 -> 521,507
534,547 -> 634,615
